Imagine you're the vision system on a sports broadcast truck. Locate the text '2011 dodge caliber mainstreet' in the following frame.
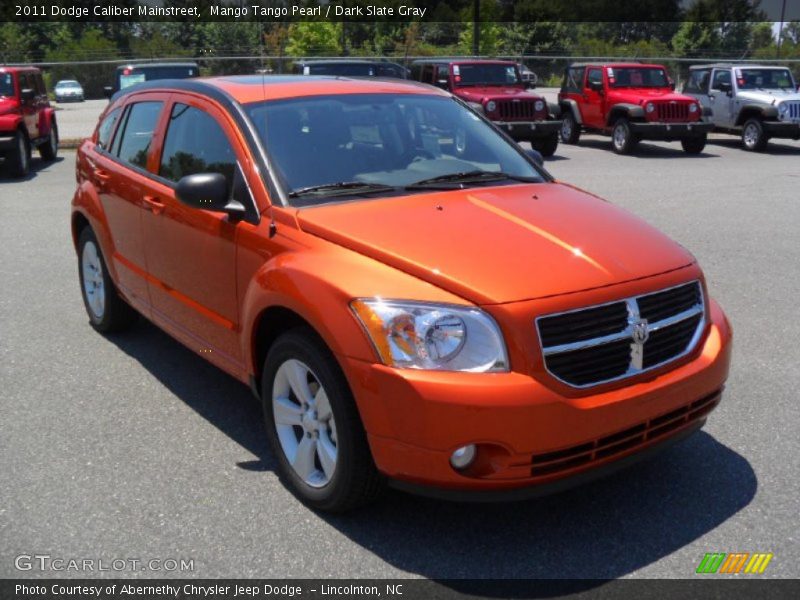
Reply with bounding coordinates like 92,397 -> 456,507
71,76 -> 732,511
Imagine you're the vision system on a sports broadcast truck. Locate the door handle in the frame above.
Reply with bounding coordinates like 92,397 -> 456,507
143,195 -> 165,215
93,168 -> 111,189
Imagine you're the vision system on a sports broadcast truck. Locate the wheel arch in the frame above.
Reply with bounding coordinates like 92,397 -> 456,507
735,104 -> 778,127
606,103 -> 646,126
558,99 -> 582,124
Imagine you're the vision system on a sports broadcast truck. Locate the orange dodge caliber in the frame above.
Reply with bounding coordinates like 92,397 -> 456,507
72,76 -> 732,511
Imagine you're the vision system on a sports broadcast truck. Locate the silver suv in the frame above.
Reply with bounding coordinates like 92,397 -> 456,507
684,63 -> 800,151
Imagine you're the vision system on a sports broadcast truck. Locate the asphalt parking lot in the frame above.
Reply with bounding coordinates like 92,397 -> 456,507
1,132 -> 799,582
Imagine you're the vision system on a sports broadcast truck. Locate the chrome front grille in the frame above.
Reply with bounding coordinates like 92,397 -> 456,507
536,281 -> 705,388
655,102 -> 690,122
497,99 -> 538,121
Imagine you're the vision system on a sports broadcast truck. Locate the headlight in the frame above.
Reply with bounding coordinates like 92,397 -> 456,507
779,102 -> 788,114
486,100 -> 497,112
646,102 -> 655,113
689,103 -> 698,113
351,299 -> 508,372
534,100 -> 545,112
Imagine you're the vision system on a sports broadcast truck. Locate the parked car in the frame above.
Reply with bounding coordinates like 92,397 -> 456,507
104,62 -> 200,96
0,66 -> 58,177
411,59 -> 562,156
293,59 -> 408,79
558,62 -> 713,154
517,63 -> 538,87
72,75 -> 731,511
54,79 -> 85,103
683,63 -> 800,151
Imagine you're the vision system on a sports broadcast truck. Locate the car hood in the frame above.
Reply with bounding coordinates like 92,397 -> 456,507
736,89 -> 800,104
609,89 -> 695,103
296,183 -> 695,305
456,87 -> 541,102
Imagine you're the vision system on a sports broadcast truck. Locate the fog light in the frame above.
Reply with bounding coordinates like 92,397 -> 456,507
450,444 -> 477,470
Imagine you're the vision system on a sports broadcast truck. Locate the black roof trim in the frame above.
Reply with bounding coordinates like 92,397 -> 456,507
116,62 -> 199,70
111,78 -> 283,209
688,62 -> 787,70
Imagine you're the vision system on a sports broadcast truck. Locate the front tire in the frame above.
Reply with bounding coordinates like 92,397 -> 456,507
611,118 -> 638,154
78,227 -> 138,333
6,129 -> 31,178
742,118 -> 768,152
531,133 -> 559,157
560,112 -> 581,144
39,121 -> 58,161
262,329 -> 384,512
681,135 -> 706,155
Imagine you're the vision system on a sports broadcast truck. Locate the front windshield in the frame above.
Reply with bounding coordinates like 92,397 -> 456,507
245,94 -> 543,206
455,64 -> 520,86
738,68 -> 795,90
56,81 -> 80,89
307,64 -> 375,76
608,67 -> 669,88
0,73 -> 14,97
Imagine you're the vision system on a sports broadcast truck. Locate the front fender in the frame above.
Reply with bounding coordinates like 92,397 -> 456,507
736,103 -> 779,125
0,113 -> 23,133
607,103 -> 646,125
558,99 -> 582,124
39,107 -> 56,135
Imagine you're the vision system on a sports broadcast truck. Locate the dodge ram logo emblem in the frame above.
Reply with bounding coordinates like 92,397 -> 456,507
630,319 -> 650,370
632,319 -> 650,344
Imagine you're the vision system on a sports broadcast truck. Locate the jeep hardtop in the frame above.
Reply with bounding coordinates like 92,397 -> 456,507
558,62 -> 712,154
683,63 -> 800,151
411,59 -> 562,156
0,66 -> 58,177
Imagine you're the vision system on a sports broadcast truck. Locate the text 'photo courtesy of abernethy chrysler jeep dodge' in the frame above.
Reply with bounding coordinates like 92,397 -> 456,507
71,75 -> 732,512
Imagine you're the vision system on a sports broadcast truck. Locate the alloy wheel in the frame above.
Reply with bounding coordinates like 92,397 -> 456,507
272,359 -> 338,488
744,123 -> 759,148
81,241 -> 105,319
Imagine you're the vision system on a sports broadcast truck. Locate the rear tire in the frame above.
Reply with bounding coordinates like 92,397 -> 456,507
531,133 -> 559,157
39,121 -> 58,161
261,329 -> 384,512
560,112 -> 581,144
681,135 -> 706,155
742,118 -> 768,152
6,129 -> 31,178
611,118 -> 637,154
78,227 -> 138,333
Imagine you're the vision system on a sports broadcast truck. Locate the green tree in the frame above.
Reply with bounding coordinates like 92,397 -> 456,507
0,23 -> 33,64
286,22 -> 342,56
45,28 -> 120,98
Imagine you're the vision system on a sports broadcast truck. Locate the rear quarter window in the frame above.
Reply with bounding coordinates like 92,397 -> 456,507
685,69 -> 710,94
96,108 -> 122,151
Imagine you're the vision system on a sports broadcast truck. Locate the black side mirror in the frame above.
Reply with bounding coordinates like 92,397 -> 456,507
525,148 -> 544,166
20,88 -> 35,102
588,80 -> 603,93
103,86 -> 114,99
175,172 -> 244,217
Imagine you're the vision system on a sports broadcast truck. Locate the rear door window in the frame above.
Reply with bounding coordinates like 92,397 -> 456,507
158,103 -> 237,188
587,68 -> 603,88
711,69 -> 732,91
113,101 -> 164,170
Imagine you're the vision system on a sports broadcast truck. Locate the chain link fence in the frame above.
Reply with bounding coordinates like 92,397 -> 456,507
18,54 -> 800,99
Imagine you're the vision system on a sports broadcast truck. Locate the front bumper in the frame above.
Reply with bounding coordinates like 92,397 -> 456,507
0,132 -> 17,151
630,121 -> 714,140
763,120 -> 800,139
495,119 -> 562,140
344,298 -> 732,494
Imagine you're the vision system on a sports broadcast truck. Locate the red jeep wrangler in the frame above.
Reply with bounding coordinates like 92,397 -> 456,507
558,63 -> 712,154
0,66 -> 59,177
411,59 -> 562,156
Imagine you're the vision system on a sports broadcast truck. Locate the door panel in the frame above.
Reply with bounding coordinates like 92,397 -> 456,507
709,69 -> 734,127
95,98 -> 166,310
141,99 -> 245,373
582,68 -> 605,128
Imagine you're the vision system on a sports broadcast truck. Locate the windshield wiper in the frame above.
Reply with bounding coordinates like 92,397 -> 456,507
405,170 -> 538,190
288,181 -> 396,199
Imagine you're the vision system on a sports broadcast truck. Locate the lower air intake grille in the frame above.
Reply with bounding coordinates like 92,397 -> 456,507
536,281 -> 705,387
